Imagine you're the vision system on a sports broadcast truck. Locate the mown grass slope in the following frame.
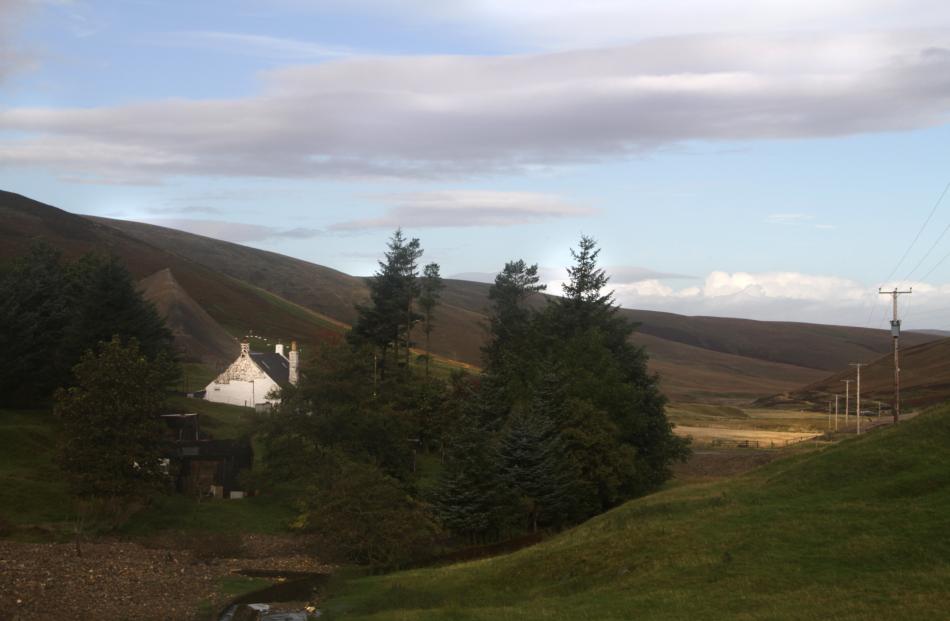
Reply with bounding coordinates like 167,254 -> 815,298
323,404 -> 950,620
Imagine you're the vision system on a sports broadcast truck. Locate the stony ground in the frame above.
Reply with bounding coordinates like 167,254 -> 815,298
0,535 -> 329,621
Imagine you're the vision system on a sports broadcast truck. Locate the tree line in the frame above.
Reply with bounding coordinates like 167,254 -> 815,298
259,231 -> 689,565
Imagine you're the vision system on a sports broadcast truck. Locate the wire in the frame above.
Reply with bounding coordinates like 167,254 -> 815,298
892,181 -> 950,283
918,245 -> 950,283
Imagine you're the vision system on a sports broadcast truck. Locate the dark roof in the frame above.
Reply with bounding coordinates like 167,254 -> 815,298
251,352 -> 290,385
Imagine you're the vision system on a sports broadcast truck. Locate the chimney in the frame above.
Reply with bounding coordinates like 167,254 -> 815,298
289,340 -> 299,385
275,342 -> 285,357
240,342 -> 250,357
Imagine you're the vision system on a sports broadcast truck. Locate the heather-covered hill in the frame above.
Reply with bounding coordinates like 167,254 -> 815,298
1,189 -> 939,401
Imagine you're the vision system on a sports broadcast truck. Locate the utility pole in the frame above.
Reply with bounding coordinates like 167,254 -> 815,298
850,363 -> 866,435
879,287 -> 912,424
834,394 -> 840,431
841,379 -> 852,428
878,401 -> 882,418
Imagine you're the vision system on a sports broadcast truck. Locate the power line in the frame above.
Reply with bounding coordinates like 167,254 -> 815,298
892,181 -> 950,283
864,182 -> 949,327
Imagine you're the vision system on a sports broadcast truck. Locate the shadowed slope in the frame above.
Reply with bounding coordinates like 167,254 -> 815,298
323,405 -> 950,620
775,336 -> 950,409
138,268 -> 240,366
0,191 -> 344,356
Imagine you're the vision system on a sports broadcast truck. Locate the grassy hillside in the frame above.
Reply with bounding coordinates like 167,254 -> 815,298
783,337 -> 950,409
322,405 -> 950,620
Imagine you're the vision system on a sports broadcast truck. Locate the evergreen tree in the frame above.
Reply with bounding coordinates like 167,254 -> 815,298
350,229 -> 423,379
483,260 -> 547,404
499,404 -> 580,532
0,245 -> 173,406
417,262 -> 444,377
0,243 -> 72,404
431,414 -> 516,542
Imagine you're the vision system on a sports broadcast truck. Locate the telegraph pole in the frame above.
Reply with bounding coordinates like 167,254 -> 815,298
850,363 -> 866,434
879,288 -> 912,423
834,394 -> 840,431
841,379 -> 852,428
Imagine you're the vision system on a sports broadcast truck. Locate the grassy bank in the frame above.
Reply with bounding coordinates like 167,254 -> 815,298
321,404 -> 950,620
0,401 -> 292,538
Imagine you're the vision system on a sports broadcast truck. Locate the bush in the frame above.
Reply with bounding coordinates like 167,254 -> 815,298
292,452 -> 441,569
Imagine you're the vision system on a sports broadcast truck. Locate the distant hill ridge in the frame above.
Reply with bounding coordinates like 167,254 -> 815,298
0,189 -> 938,401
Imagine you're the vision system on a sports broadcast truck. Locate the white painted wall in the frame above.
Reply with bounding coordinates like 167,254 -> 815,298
205,376 -> 280,408
204,341 -> 283,408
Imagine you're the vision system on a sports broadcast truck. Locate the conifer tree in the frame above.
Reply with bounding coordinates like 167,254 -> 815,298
417,262 -> 444,377
350,229 -> 423,379
431,414 -> 515,542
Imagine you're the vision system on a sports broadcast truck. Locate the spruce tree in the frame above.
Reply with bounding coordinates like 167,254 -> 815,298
431,414 -> 515,542
350,229 -> 423,379
417,262 -> 444,377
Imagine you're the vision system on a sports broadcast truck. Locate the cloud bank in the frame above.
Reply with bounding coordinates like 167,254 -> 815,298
593,270 -> 950,328
331,190 -> 594,230
3,31 -> 950,181
141,218 -> 322,243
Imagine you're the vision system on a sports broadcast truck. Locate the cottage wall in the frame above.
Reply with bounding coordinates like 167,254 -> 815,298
205,376 -> 280,407
204,342 -> 282,407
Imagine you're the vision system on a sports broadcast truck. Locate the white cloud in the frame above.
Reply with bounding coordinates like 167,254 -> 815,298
159,31 -> 352,61
0,0 -> 34,82
2,31 -> 950,181
598,269 -> 950,328
366,0 -> 950,49
330,190 -> 594,230
140,218 -> 323,242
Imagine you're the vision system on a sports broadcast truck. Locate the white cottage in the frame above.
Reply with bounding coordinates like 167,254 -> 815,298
204,341 -> 299,408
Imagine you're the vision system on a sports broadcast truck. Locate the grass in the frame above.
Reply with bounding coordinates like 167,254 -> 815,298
0,401 -> 290,538
320,403 -> 950,620
0,409 -> 72,529
166,394 -> 260,441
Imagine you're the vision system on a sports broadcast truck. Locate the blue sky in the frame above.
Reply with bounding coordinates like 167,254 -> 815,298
3,0 -> 950,329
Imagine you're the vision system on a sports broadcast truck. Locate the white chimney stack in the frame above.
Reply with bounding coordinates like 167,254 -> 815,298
275,342 -> 285,357
289,341 -> 299,385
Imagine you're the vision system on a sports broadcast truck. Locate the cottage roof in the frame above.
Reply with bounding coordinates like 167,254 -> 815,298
250,352 -> 290,386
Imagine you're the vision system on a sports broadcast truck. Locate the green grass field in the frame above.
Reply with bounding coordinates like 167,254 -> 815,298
0,399 -> 292,538
320,403 -> 950,620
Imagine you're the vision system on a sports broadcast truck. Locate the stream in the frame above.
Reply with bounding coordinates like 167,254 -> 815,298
217,570 -> 330,621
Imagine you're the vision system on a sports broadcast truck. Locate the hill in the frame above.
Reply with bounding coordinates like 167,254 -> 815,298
1,190 -> 939,401
321,405 -> 950,620
138,268 -> 239,367
0,190 -> 345,359
769,336 -> 950,409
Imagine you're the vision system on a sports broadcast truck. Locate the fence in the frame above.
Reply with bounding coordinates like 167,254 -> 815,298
700,434 -> 823,450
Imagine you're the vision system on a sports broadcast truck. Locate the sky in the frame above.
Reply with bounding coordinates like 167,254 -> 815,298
2,0 -> 950,329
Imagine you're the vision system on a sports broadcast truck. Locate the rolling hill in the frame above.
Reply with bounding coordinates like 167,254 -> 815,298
0,189 -> 939,401
321,405 -> 950,620
768,336 -> 950,409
